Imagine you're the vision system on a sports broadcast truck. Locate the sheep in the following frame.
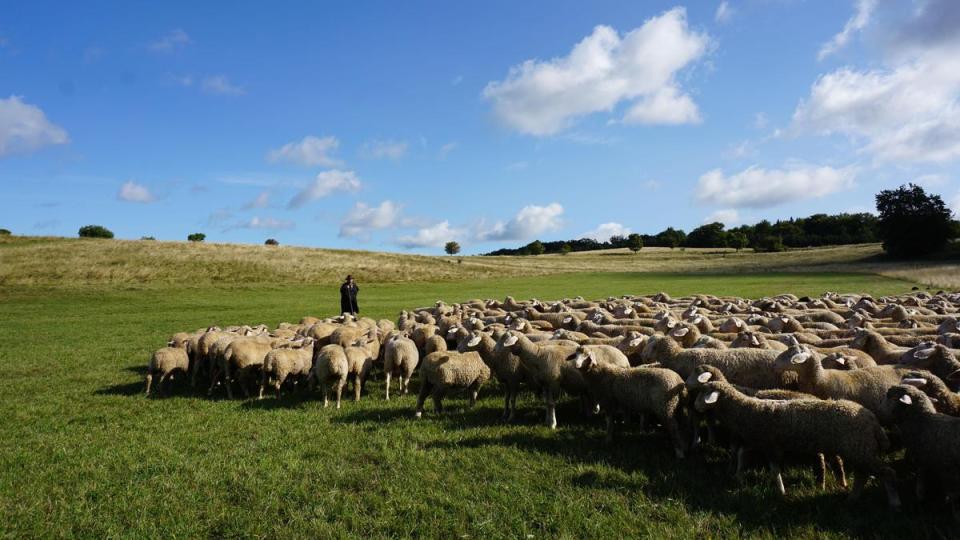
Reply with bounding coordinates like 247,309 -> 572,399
259,338 -> 314,399
878,385 -> 960,512
899,371 -> 960,416
414,350 -> 491,418
344,343 -> 376,402
642,335 -> 787,390
310,344 -> 349,408
145,347 -> 190,396
850,329 -> 911,364
693,380 -> 900,507
459,330 -> 534,421
730,331 -> 787,352
568,344 -> 630,369
425,334 -> 447,355
686,365 -> 846,490
773,345 -> 928,414
570,350 -> 687,458
383,334 -> 419,400
899,343 -> 960,388
213,337 -> 278,399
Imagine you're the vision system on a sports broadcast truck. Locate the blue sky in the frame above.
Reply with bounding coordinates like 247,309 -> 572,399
3,0 -> 959,253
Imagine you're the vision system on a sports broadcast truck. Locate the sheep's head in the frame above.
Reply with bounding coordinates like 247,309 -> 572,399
501,331 -> 520,349
774,346 -> 814,372
879,385 -> 936,423
820,352 -> 853,370
850,328 -> 871,348
694,383 -> 723,412
568,347 -> 597,370
685,365 -> 725,391
466,332 -> 483,349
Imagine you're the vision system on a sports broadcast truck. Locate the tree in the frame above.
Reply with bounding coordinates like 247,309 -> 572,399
444,241 -> 461,255
655,227 -> 685,249
627,233 -> 643,253
685,222 -> 727,248
140,236 -> 156,241
265,238 -> 279,246
728,232 -> 749,251
560,243 -> 572,255
876,184 -> 955,258
755,235 -> 785,253
187,233 -> 206,242
527,240 -> 545,256
0,228 -> 10,236
78,225 -> 114,239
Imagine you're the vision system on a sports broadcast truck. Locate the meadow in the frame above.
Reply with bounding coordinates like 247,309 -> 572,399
1,237 -> 958,537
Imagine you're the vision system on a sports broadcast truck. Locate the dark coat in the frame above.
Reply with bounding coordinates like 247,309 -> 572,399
340,282 -> 359,314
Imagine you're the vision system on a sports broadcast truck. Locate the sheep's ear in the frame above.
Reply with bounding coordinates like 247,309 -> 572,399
628,337 -> 643,347
790,353 -> 810,365
901,377 -> 927,387
834,356 -> 847,366
914,347 -> 936,359
703,391 -> 719,404
666,320 -> 677,329
750,335 -> 760,346
671,327 -> 690,337
899,394 -> 913,405
697,371 -> 712,383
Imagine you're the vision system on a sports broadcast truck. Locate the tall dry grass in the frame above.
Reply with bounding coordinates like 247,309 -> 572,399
0,235 -> 956,288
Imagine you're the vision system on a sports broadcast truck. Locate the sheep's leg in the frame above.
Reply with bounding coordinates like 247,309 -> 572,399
415,380 -> 433,418
239,367 -> 253,399
353,374 -> 363,402
224,363 -> 234,400
144,372 -> 153,396
432,386 -> 445,414
688,409 -> 701,450
502,390 -> 511,421
207,365 -> 220,396
191,358 -> 203,388
385,372 -> 392,401
604,414 -> 614,443
158,371 -> 172,396
735,447 -> 747,482
508,389 -> 518,422
833,456 -> 847,489
258,370 -> 268,400
274,376 -> 283,399
770,462 -> 786,496
880,467 -> 902,509
665,416 -> 686,459
816,453 -> 827,491
334,379 -> 345,409
544,387 -> 558,430
468,383 -> 479,407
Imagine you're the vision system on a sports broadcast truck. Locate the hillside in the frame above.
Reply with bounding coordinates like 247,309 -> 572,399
2,235 -> 959,289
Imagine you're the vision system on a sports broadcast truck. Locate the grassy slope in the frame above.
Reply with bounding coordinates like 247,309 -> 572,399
3,271 -> 957,538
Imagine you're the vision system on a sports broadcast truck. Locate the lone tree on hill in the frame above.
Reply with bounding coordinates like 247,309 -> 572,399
0,228 -> 11,236
265,238 -> 279,246
78,225 -> 114,239
527,240 -> 545,256
187,233 -> 206,242
627,233 -> 643,253
444,241 -> 460,255
876,183 -> 955,258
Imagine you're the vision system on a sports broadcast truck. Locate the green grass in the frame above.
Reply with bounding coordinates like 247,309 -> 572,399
1,272 -> 955,538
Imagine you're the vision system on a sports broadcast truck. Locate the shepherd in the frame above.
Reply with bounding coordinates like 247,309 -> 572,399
340,275 -> 359,315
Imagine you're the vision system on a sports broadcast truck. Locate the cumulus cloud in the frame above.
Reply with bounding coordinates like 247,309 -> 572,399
360,139 -> 408,160
715,1 -> 733,24
243,191 -> 270,210
228,216 -> 295,231
268,135 -> 341,167
201,75 -> 244,96
704,209 -> 740,225
397,221 -> 466,249
117,180 -> 157,203
696,164 -> 856,208
287,170 -> 361,209
0,96 -> 69,157
339,200 -> 404,239
795,0 -> 960,163
149,29 -> 191,53
913,173 -> 948,188
818,0 -> 875,60
580,222 -> 631,242
483,8 -> 709,135
476,203 -> 564,241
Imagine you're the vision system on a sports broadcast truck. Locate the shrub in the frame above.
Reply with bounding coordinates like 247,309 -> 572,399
0,228 -> 11,236
265,238 -> 279,246
560,243 -> 572,255
78,225 -> 114,239
627,233 -> 643,253
754,235 -> 785,253
876,183 -> 955,258
527,240 -> 545,256
444,241 -> 461,255
729,232 -> 749,251
187,233 -> 206,242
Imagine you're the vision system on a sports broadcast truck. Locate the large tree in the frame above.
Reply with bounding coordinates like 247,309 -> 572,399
876,184 -> 954,257
685,222 -> 727,248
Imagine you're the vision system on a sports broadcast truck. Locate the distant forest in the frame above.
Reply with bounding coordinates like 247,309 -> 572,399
482,212 -> 880,256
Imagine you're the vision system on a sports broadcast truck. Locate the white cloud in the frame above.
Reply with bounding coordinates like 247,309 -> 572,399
704,209 -> 740,225
243,191 -> 270,210
696,164 -> 856,208
715,1 -> 733,24
228,216 -> 295,231
580,222 -> 631,242
397,221 -> 466,249
149,29 -> 191,53
287,170 -> 361,209
438,142 -> 457,159
726,140 -> 756,159
201,75 -> 244,96
753,112 -> 768,129
268,135 -> 341,167
913,173 -> 948,188
117,180 -> 156,203
360,139 -> 408,160
818,0 -> 875,60
339,200 -> 404,238
0,96 -> 69,157
477,202 -> 564,241
483,8 -> 709,135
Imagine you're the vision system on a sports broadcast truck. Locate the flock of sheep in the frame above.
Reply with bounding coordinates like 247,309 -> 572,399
148,291 -> 960,515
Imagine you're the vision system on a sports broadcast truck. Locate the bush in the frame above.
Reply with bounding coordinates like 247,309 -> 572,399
876,183 -> 955,258
754,235 -> 785,253
78,225 -> 114,239
560,243 -> 572,255
0,228 -> 11,236
527,240 -> 545,256
187,233 -> 206,242
728,232 -> 749,251
265,238 -> 279,246
140,236 -> 156,241
444,241 -> 460,255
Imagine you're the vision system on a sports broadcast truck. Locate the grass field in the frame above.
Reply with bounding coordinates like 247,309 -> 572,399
3,264 -> 958,538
